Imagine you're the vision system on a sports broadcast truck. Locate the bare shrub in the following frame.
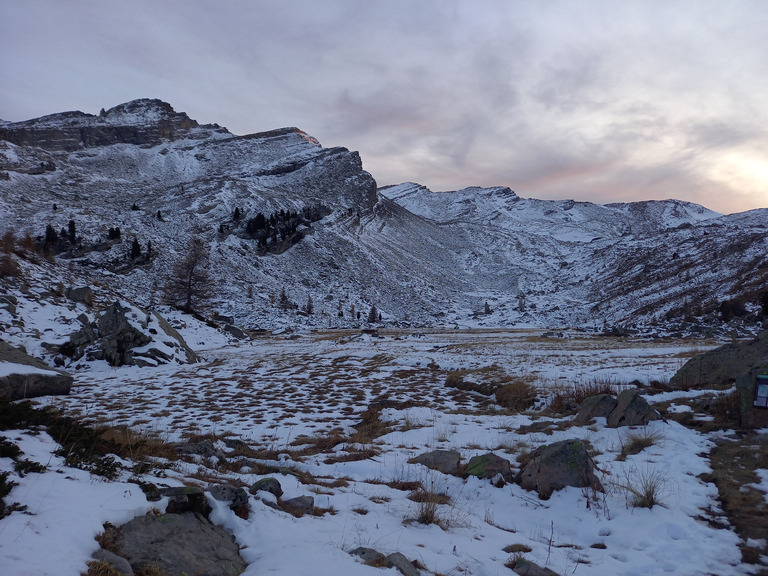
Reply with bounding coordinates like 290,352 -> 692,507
617,426 -> 663,461
711,389 -> 742,426
548,378 -> 622,414
1,230 -> 14,254
0,254 -> 20,278
616,465 -> 666,509
495,380 -> 537,411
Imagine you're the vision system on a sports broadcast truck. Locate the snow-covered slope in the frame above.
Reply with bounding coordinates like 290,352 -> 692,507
1,99 -> 766,336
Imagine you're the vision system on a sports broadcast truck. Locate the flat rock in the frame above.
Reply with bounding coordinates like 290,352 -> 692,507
408,449 -> 461,475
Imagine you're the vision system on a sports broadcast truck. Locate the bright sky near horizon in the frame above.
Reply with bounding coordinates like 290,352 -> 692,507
1,0 -> 767,214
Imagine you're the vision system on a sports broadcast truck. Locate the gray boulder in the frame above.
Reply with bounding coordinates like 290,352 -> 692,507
0,341 -> 72,400
670,331 -> 768,389
209,484 -> 249,511
409,449 -> 461,475
517,439 -> 603,500
574,394 -> 617,425
250,477 -> 283,498
65,286 -> 93,306
606,390 -> 660,428
282,495 -> 314,515
116,512 -> 246,576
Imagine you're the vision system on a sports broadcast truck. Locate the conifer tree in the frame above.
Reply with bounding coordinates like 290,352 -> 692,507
163,237 -> 212,312
131,238 -> 141,260
367,304 -> 378,323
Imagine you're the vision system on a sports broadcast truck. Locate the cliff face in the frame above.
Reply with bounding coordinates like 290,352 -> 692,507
0,99 -> 206,151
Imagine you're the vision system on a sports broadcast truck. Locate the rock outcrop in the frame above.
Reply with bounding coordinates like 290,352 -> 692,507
65,301 -> 198,367
670,331 -> 768,428
0,341 -> 72,400
0,99 -> 208,151
670,331 -> 768,389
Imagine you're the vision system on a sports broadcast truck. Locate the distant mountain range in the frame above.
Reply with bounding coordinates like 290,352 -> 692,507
1,99 -> 766,336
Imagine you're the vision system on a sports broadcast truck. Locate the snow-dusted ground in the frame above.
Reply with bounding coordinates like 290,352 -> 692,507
3,321 -> 764,576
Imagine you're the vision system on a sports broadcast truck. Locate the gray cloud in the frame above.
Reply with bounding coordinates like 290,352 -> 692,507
1,0 -> 766,213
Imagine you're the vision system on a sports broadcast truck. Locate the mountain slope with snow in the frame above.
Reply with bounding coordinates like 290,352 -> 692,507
1,99 -> 766,336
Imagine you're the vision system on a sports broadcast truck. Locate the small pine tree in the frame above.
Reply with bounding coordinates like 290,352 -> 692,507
146,239 -> 152,257
305,295 -> 314,315
156,210 -> 164,221
484,301 -> 492,314
367,304 -> 378,323
68,220 -> 76,243
131,202 -> 139,211
131,238 -> 141,260
45,224 -> 58,245
233,207 -> 241,221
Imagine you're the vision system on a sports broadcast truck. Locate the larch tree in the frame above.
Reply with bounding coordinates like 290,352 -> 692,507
164,236 -> 212,312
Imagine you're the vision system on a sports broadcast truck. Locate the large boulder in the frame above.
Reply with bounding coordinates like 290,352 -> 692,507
517,439 -> 603,500
0,341 -> 72,400
115,512 -> 246,576
670,331 -> 768,389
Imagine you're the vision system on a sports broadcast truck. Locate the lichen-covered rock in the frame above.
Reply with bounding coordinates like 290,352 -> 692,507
465,452 -> 513,482
409,449 -> 461,475
517,439 -> 603,500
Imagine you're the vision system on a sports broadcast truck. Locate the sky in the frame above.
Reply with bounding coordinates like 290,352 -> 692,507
1,0 -> 767,214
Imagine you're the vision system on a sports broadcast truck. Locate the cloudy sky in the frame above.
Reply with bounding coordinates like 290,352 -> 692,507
2,0 -> 767,214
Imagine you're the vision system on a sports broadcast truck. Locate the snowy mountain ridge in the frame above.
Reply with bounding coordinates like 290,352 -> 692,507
1,99 -> 767,337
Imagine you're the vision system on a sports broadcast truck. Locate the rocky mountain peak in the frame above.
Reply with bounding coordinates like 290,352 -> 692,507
0,99 -> 210,151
